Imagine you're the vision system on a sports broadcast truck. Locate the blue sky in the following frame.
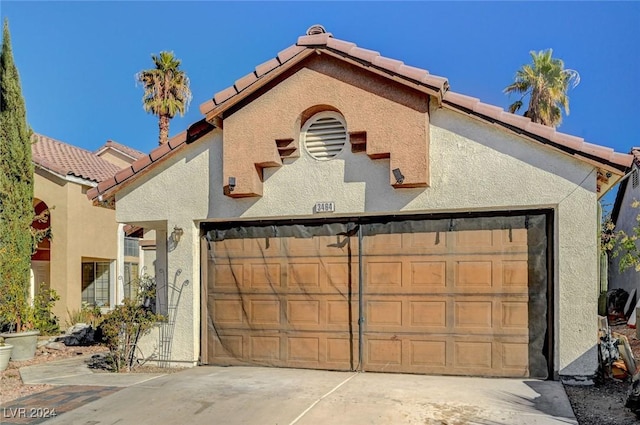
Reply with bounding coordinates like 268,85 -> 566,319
1,1 -> 639,206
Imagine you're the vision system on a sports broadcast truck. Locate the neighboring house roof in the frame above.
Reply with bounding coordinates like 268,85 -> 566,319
610,148 -> 640,224
87,26 -> 633,203
95,140 -> 145,161
32,133 -> 123,184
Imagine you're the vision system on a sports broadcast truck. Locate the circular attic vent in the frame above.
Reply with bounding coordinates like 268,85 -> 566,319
302,112 -> 347,160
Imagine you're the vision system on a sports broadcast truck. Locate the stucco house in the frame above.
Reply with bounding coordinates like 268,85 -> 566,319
609,149 -> 640,295
88,26 -> 631,381
32,134 -> 147,322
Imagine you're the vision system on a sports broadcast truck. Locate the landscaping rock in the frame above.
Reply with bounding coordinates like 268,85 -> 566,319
56,323 -> 97,346
45,341 -> 66,350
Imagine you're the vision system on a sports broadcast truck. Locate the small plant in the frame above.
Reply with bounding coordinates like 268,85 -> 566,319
66,302 -> 102,328
99,274 -> 163,372
0,337 -> 5,346
28,283 -> 60,335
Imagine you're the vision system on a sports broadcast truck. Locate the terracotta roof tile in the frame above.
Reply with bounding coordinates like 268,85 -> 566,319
149,140 -> 173,161
234,72 -> 259,93
114,166 -> 134,184
168,132 -> 187,149
297,33 -> 331,46
525,121 -> 556,140
213,85 -> 238,106
95,140 -> 145,160
581,142 -> 613,159
443,92 -> 479,110
255,57 -> 281,78
277,44 -> 306,64
551,132 -> 584,150
326,38 -> 356,52
397,64 -> 430,82
372,56 -> 404,73
96,179 -> 113,194
496,110 -> 532,128
199,99 -> 215,115
472,102 -> 503,119
422,75 -> 449,89
32,133 -> 122,183
348,46 -> 381,63
131,155 -> 153,173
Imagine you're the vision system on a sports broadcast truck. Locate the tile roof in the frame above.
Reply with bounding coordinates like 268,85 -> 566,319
631,148 -> 640,166
86,119 -> 215,201
441,91 -> 632,170
95,140 -> 145,160
88,26 -> 633,202
32,133 -> 123,184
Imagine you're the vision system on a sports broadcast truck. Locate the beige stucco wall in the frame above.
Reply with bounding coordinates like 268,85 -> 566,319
116,103 -> 599,376
34,169 -> 120,323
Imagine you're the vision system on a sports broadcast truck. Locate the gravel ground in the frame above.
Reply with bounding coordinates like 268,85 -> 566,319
563,324 -> 640,425
565,380 -> 638,425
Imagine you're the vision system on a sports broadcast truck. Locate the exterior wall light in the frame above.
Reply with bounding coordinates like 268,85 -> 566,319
171,226 -> 184,244
228,176 -> 236,192
392,168 -> 405,185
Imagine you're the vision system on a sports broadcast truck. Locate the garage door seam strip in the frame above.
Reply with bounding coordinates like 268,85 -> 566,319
287,372 -> 359,425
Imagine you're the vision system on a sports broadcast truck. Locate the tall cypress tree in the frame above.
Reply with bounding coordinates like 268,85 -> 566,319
0,18 -> 34,332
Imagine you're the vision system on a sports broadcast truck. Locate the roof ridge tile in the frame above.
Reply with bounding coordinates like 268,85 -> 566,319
297,33 -> 331,46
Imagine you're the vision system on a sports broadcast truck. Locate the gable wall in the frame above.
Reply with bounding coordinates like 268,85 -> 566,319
98,149 -> 136,169
223,55 -> 430,196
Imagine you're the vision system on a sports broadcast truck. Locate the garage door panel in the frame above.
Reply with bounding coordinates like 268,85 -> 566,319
454,341 -> 493,369
212,263 -> 246,288
211,298 -> 245,325
409,300 -> 447,329
213,237 -> 282,258
287,299 -> 320,326
284,235 -> 358,257
250,335 -> 281,361
250,299 -> 281,326
410,261 -> 446,288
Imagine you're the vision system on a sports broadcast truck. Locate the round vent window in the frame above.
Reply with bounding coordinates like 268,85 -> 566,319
302,112 -> 347,160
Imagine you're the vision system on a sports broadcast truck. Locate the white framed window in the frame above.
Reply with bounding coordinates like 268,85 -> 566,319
301,111 -> 347,160
82,261 -> 111,307
122,262 -> 139,300
124,237 -> 139,257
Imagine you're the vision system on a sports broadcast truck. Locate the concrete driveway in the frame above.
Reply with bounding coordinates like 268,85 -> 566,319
44,366 -> 576,425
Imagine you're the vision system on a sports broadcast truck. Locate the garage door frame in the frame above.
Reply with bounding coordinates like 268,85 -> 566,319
200,209 -> 554,378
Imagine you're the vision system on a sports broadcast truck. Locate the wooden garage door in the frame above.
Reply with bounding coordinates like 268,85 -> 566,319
361,224 -> 532,377
205,214 -> 548,378
206,225 -> 359,371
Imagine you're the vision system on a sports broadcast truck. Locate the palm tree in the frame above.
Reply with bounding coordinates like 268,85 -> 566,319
504,49 -> 580,128
136,51 -> 192,145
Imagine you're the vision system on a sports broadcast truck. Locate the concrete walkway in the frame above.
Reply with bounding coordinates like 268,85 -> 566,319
19,355 -> 166,387
12,358 -> 578,425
